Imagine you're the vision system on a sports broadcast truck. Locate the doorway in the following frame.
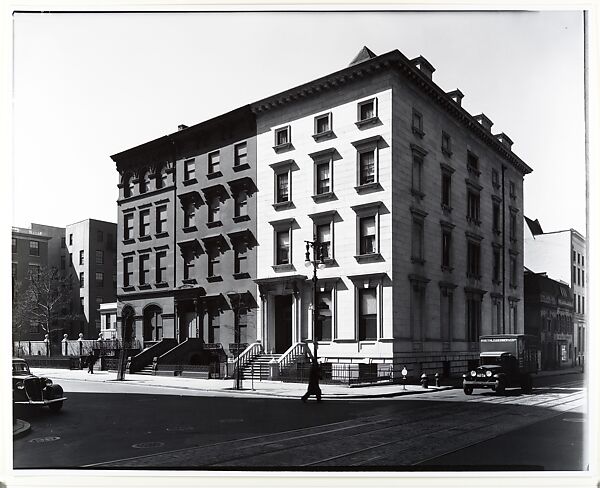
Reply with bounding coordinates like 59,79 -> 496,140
274,295 -> 293,354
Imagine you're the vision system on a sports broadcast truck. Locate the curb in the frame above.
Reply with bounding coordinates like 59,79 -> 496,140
13,419 -> 31,439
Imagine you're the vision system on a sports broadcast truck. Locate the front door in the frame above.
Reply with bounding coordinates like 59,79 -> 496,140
274,295 -> 293,354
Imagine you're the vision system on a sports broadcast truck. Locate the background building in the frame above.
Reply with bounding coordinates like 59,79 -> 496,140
524,217 -> 586,366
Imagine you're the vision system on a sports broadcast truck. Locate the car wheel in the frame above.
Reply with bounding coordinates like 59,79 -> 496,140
49,401 -> 63,413
495,380 -> 506,395
463,386 -> 473,395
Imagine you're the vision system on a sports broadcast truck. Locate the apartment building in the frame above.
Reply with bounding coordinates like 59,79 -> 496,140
524,218 -> 586,366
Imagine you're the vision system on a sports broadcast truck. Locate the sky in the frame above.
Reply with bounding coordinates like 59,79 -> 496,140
11,9 -> 586,234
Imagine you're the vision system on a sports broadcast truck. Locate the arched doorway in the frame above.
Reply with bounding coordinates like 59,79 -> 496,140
122,306 -> 135,343
143,305 -> 163,342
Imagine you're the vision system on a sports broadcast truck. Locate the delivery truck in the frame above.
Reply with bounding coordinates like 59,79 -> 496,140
463,334 -> 540,395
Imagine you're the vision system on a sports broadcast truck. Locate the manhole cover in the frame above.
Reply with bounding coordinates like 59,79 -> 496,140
562,418 -> 584,423
132,441 -> 165,449
29,436 -> 60,444
166,426 -> 194,432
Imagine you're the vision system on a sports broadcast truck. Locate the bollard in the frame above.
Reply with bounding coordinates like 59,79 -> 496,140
420,372 -> 428,388
434,372 -> 440,387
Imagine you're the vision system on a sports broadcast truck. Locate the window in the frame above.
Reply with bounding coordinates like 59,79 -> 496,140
493,248 -> 501,282
509,211 -> 517,241
491,297 -> 502,334
510,254 -> 517,287
207,247 -> 220,278
582,269 -> 585,287
183,252 -> 195,281
123,257 -> 134,287
577,268 -> 581,286
124,214 -> 134,240
60,237 -> 66,249
123,173 -> 134,198
492,168 -> 500,188
274,126 -> 291,147
234,190 -> 248,218
183,200 -> 196,229
412,150 -> 424,195
441,131 -> 452,155
316,223 -> 331,260
156,205 -> 167,234
412,109 -> 424,136
572,265 -> 577,284
577,252 -> 581,265
314,113 -> 332,135
315,289 -> 332,341
234,142 -> 248,167
139,169 -> 150,194
60,254 -> 66,270
234,247 -> 248,275
357,98 -> 376,122
79,250 -> 84,265
235,308 -> 248,344
156,251 -> 167,283
276,172 -> 290,203
359,216 -> 376,255
441,171 -> 452,208
79,272 -> 85,288
276,230 -> 290,265
493,201 -> 501,233
467,190 -> 480,224
315,159 -> 331,195
467,241 -> 481,278
582,296 -> 585,314
208,309 -> 220,343
466,294 -> 481,342
184,158 -> 196,181
411,217 -> 424,263
69,233 -> 73,245
358,287 -> 377,341
572,249 -> 577,262
96,250 -> 104,265
208,151 -> 220,175
97,230 -> 104,243
156,164 -> 168,189
208,196 -> 220,224
358,149 -> 375,185
467,152 -> 479,175
29,241 -> 39,256
139,209 -> 151,237
509,180 -> 516,199
441,230 -> 451,269
582,255 -> 585,267
95,272 -> 104,287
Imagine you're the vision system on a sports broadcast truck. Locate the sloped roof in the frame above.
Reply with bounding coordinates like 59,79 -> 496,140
349,46 -> 377,66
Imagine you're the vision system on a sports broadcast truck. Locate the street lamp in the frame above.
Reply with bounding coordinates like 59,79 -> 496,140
304,237 -> 326,363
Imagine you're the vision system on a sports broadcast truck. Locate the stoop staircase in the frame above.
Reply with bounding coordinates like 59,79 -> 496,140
136,364 -> 155,375
240,353 -> 281,380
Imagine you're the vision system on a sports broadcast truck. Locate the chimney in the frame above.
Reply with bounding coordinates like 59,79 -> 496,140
495,132 -> 514,150
178,124 -> 188,131
446,89 -> 464,106
410,56 -> 435,80
474,113 -> 493,132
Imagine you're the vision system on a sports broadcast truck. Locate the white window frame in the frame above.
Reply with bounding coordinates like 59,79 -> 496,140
352,201 -> 383,262
270,218 -> 295,269
314,112 -> 332,136
208,151 -> 220,175
356,97 -> 378,123
274,125 -> 291,148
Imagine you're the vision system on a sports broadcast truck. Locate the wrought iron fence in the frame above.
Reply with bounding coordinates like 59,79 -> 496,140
280,363 -> 392,385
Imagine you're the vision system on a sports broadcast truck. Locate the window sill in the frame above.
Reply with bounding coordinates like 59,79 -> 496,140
411,188 -> 425,200
138,235 -> 152,242
155,231 -> 169,239
273,142 -> 292,152
412,127 -> 425,138
232,215 -> 251,223
272,264 -> 295,272
354,182 -> 382,194
441,204 -> 453,214
354,253 -> 383,263
312,130 -> 335,141
206,221 -> 223,229
273,201 -> 294,210
311,191 -> 336,202
355,116 -> 380,129
182,178 -> 198,186
232,272 -> 251,280
182,278 -> 197,285
207,171 -> 223,180
442,148 -> 453,157
182,225 -> 198,233
207,275 -> 223,283
154,281 -> 169,288
122,238 -> 136,245
233,162 -> 251,172
138,284 -> 152,290
122,286 -> 135,292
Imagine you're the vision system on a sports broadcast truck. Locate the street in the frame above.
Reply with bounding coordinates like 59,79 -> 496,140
13,372 -> 586,471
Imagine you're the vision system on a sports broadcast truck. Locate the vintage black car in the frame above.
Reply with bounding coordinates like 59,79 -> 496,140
12,358 -> 66,412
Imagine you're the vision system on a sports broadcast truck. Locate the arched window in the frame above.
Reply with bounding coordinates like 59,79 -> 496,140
123,173 -> 134,198
156,164 -> 168,189
139,168 -> 150,194
143,305 -> 163,342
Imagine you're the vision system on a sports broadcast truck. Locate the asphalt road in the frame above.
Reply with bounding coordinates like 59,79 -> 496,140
13,373 -> 585,471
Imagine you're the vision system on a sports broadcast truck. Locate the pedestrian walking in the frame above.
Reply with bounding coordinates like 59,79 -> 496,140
87,351 -> 96,374
301,361 -> 322,403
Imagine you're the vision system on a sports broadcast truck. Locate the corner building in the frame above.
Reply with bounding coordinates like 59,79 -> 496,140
252,47 -> 532,377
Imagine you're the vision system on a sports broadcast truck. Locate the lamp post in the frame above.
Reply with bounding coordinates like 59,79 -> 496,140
304,237 -> 326,364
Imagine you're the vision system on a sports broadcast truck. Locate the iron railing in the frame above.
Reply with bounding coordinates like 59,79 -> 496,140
277,342 -> 308,373
280,363 -> 392,385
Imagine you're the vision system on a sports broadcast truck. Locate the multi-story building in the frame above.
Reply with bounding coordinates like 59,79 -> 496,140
524,217 -> 586,366
251,46 -> 532,377
65,219 -> 118,339
110,107 -> 258,365
524,269 -> 574,370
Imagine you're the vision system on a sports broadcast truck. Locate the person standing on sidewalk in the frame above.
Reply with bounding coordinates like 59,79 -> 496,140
87,351 -> 96,374
301,360 -> 322,403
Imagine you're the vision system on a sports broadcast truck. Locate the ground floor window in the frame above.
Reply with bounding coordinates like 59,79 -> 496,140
466,295 -> 481,342
234,308 -> 248,344
315,289 -> 332,341
208,309 -> 220,343
358,287 -> 377,341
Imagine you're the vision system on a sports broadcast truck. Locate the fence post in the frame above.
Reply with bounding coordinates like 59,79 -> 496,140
44,334 -> 50,357
62,334 -> 68,356
78,333 -> 83,357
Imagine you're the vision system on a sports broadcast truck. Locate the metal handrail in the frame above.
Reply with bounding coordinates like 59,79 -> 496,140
277,342 -> 309,372
231,342 -> 263,372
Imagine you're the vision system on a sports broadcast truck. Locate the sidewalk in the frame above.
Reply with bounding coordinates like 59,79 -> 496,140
28,367 -> 453,400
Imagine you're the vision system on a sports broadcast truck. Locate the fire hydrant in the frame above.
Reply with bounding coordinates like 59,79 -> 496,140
420,373 -> 428,388
434,372 -> 440,387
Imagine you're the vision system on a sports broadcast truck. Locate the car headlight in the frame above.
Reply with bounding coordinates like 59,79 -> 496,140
485,370 -> 492,378
16,381 -> 25,390
470,370 -> 477,377
45,379 -> 53,386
